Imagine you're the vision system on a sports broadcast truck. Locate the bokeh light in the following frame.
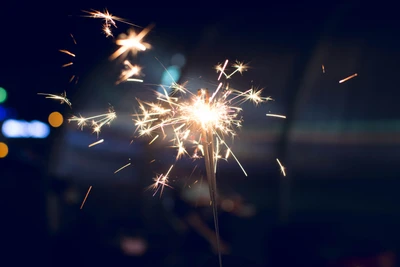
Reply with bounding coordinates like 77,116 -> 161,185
0,142 -> 8,158
0,106 -> 6,121
48,112 -> 64,128
0,87 -> 7,103
2,119 -> 50,138
158,65 -> 181,94
171,53 -> 186,68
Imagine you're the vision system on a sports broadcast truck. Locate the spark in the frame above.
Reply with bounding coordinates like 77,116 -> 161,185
61,62 -> 73,67
149,165 -> 174,197
276,158 -> 286,176
103,23 -> 113,37
216,59 -> 228,81
88,139 -> 104,147
69,108 -> 116,136
133,59 -> 270,267
82,9 -> 142,37
216,60 -> 249,80
230,86 -> 273,106
149,135 -> 159,145
59,49 -> 75,57
117,60 -> 142,84
37,92 -> 72,108
339,73 -> 358,83
266,114 -> 286,119
322,64 -> 325,73
80,185 -> 92,210
226,61 -> 249,79
59,34 -> 78,83
109,25 -> 154,60
70,33 -> 77,44
127,78 -> 144,83
114,162 -> 132,174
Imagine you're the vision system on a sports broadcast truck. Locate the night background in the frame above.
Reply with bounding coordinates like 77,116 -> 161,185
2,2 -> 399,267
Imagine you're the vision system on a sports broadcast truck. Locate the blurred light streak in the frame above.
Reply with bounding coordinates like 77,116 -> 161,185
266,114 -> 286,119
2,119 -> 50,138
114,162 -> 131,173
339,73 -> 358,83
80,185 -> 92,209
217,59 -> 228,80
127,78 -> 144,82
88,139 -> 104,147
276,158 -> 286,176
64,130 -> 143,154
48,112 -> 64,127
290,120 -> 400,144
0,142 -> 8,158
291,132 -> 400,144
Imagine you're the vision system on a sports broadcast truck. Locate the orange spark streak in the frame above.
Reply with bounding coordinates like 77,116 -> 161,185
80,186 -> 92,209
339,73 -> 358,83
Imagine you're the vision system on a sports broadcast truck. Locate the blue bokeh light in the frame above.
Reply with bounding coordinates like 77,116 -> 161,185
0,105 -> 6,121
1,119 -> 50,138
158,65 -> 181,94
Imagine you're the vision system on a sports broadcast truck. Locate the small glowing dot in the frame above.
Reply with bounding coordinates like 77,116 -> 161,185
0,142 -> 8,158
48,112 -> 64,128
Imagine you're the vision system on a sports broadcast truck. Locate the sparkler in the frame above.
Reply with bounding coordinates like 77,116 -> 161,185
50,11 -> 285,266
37,92 -> 72,107
69,108 -> 116,136
133,60 -> 272,267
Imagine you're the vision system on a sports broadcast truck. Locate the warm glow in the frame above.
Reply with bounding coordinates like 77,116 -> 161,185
48,112 -> 64,128
0,142 -> 8,158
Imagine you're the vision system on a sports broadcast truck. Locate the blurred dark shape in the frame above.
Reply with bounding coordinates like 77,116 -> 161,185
201,255 -> 261,267
265,221 -> 399,267
120,236 -> 147,256
160,181 -> 259,266
3,147 -> 48,265
328,249 -> 396,267
266,222 -> 334,267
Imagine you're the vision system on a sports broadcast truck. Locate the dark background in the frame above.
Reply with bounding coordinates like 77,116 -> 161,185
2,1 -> 400,266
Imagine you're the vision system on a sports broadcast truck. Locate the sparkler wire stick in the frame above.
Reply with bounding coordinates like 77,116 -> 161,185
202,127 -> 223,267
